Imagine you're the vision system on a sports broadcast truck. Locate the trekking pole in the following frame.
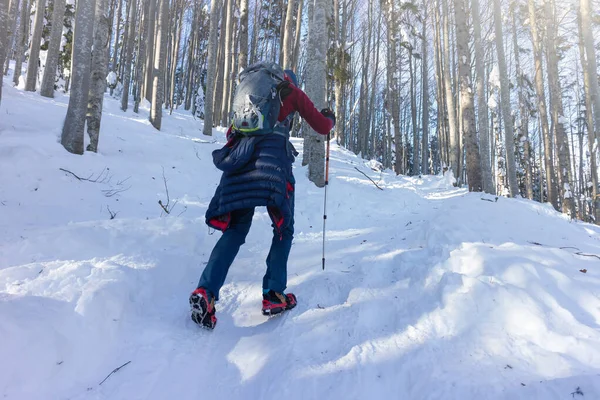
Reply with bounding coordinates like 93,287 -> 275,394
322,129 -> 332,270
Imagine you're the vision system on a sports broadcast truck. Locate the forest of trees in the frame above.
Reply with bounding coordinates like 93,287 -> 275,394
0,0 -> 599,223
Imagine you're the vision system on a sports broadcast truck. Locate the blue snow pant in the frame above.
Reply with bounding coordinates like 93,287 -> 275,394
197,192 -> 295,301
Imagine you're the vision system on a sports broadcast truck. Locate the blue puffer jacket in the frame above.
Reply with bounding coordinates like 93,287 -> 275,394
205,127 -> 297,233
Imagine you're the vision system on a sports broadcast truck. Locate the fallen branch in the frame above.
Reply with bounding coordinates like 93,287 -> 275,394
61,168 -> 130,197
574,252 -> 600,260
60,167 -> 110,183
59,168 -> 85,181
528,241 -> 600,260
354,167 -> 384,190
480,197 -> 499,202
99,361 -> 131,385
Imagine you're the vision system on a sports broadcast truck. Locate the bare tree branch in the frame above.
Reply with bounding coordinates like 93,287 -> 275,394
354,167 -> 384,190
177,206 -> 188,217
60,167 -> 110,183
99,361 -> 131,385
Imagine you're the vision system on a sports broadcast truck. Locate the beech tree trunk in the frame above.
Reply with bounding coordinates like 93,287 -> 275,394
0,0 -> 8,104
292,0 -> 303,70
493,0 -> 519,196
111,0 -> 123,72
61,0 -> 97,154
149,0 -> 169,130
421,0 -> 429,174
120,0 -> 138,111
528,0 -> 557,207
305,0 -> 328,186
220,0 -> 234,124
442,0 -> 459,180
169,2 -> 183,113
544,0 -> 575,217
580,0 -> 600,151
212,0 -> 227,124
144,0 -> 156,102
410,47 -> 419,175
25,0 -> 47,92
40,0 -> 67,97
134,0 -> 149,113
472,0 -> 494,193
456,0 -> 482,191
578,2 -> 600,222
2,0 -> 20,76
12,0 -> 29,86
202,0 -> 221,136
238,0 -> 248,69
511,4 -> 533,199
86,0 -> 110,152
282,0 -> 295,69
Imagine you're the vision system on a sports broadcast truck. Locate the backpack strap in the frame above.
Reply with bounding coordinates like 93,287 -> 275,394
273,111 -> 295,137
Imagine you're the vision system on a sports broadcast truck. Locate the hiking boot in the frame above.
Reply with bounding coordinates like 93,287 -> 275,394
189,287 -> 217,329
262,290 -> 297,316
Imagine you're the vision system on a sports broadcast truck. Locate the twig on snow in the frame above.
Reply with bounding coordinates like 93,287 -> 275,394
480,196 -> 499,202
60,167 -> 110,183
353,167 -> 384,190
107,206 -> 118,220
102,184 -> 131,198
528,241 -> 600,260
158,200 -> 170,214
102,176 -> 132,198
574,252 -> 600,260
177,206 -> 188,217
158,167 -> 178,215
99,361 -> 131,385
59,167 -> 86,181
61,167 -> 131,198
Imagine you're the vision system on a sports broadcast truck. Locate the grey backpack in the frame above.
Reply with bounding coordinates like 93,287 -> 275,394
231,62 -> 286,136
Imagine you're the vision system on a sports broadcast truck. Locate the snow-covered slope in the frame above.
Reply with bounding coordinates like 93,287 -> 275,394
1,72 -> 600,400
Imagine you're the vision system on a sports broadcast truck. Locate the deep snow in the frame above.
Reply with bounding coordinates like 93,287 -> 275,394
1,67 -> 600,400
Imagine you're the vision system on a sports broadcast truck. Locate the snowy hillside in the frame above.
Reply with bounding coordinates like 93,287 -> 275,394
1,73 -> 600,400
